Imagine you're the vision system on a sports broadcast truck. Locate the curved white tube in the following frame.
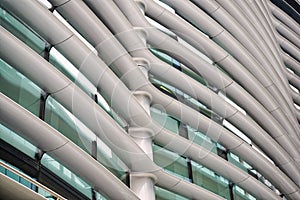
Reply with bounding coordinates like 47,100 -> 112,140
1,0 -> 299,199
129,0 -> 297,162
155,0 -> 300,157
80,0 -> 300,194
235,0 -> 283,64
271,17 -> 300,49
0,23 -> 229,200
267,1 -> 300,38
191,0 -> 295,115
0,95 -> 139,200
142,0 -> 300,149
112,0 -> 300,181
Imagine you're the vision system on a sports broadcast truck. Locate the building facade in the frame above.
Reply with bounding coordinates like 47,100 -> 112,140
0,0 -> 300,199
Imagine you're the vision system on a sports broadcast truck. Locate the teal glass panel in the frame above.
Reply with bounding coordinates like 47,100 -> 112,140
38,188 -> 55,200
0,160 -> 34,191
0,59 -> 41,116
0,124 -> 36,158
44,97 -> 128,184
155,186 -> 189,200
233,185 -> 256,200
181,67 -> 208,86
151,108 -> 179,134
95,138 -> 128,185
151,78 -> 214,119
41,154 -> 92,198
187,126 -> 217,154
228,152 -> 251,173
229,152 -> 277,191
19,177 -> 32,189
45,96 -> 93,154
192,161 -> 230,199
95,191 -> 108,200
153,145 -> 189,181
0,165 -> 5,174
6,169 -> 19,181
0,8 -> 45,53
150,48 -> 180,68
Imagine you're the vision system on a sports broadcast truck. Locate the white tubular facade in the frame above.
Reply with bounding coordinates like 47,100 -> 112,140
0,0 -> 299,200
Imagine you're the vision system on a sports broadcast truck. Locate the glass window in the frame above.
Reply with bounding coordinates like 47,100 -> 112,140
45,96 -> 93,154
45,97 -> 128,183
153,145 -> 189,181
49,48 -> 99,97
233,185 -> 256,200
187,126 -> 217,154
181,67 -> 208,86
191,161 -> 230,199
96,137 -> 128,185
0,123 -> 36,158
41,154 -> 92,198
0,59 -> 41,116
0,160 -> 36,192
155,186 -> 189,200
150,48 -> 181,69
228,152 -> 251,173
151,108 -> 179,134
0,8 -> 45,53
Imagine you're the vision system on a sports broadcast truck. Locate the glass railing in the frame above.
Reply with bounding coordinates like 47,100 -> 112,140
155,186 -> 189,200
0,59 -> 41,117
0,123 -> 36,158
187,126 -> 218,154
0,7 -> 45,54
44,96 -> 128,182
191,160 -> 230,199
0,159 -> 66,200
151,107 -> 179,134
233,185 -> 256,200
153,144 -> 190,181
41,154 -> 92,199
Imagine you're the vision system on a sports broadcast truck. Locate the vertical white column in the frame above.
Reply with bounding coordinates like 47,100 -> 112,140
129,57 -> 156,200
128,3 -> 157,198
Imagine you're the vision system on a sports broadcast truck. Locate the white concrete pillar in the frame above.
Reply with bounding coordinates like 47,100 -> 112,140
130,173 -> 157,200
129,57 -> 156,200
129,127 -> 153,160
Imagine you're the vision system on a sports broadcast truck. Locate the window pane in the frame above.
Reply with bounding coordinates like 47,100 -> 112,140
0,123 -> 36,158
151,108 -> 179,134
188,126 -> 217,154
0,8 -> 45,53
155,186 -> 189,200
192,161 -> 230,199
41,154 -> 92,198
44,97 -> 128,183
233,185 -> 256,200
45,96 -> 93,154
153,145 -> 189,181
0,59 -> 41,116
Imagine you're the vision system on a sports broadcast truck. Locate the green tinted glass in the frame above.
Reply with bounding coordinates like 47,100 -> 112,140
41,154 -> 92,198
45,96 -> 92,154
0,59 -> 41,116
153,145 -> 189,181
192,161 -> 230,199
0,124 -> 36,158
188,126 -> 217,154
45,97 -> 128,181
228,152 -> 250,173
233,185 -> 256,200
0,8 -> 45,53
151,108 -> 179,134
155,186 -> 189,200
